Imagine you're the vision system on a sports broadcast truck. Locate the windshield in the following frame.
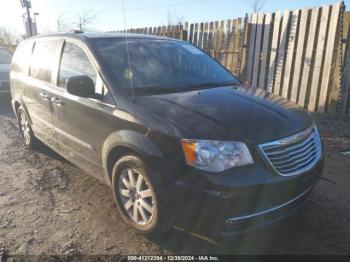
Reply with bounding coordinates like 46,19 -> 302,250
0,49 -> 12,64
93,38 -> 239,94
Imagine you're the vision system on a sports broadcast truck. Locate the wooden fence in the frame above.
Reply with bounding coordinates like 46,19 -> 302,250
114,18 -> 247,77
113,2 -> 350,115
245,3 -> 343,114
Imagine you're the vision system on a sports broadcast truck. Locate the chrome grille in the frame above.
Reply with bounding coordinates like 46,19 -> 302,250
0,71 -> 9,81
259,126 -> 322,176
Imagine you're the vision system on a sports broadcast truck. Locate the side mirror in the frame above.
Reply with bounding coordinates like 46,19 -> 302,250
66,75 -> 95,98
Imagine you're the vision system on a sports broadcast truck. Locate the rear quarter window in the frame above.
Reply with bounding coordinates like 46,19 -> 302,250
12,42 -> 33,74
30,41 -> 59,83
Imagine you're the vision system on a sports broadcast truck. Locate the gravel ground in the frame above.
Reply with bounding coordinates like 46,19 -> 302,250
0,96 -> 350,255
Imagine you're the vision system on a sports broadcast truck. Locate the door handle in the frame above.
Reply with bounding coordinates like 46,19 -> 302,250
51,97 -> 63,106
40,91 -> 50,101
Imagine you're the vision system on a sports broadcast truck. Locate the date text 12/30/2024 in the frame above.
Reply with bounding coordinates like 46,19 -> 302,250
127,255 -> 220,261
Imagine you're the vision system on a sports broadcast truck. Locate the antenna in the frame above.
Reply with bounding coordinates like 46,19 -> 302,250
121,0 -> 135,101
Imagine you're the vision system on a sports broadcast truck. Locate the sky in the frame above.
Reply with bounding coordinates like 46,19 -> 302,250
0,0 -> 349,36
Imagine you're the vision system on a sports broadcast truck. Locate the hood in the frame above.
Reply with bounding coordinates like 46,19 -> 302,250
133,85 -> 313,144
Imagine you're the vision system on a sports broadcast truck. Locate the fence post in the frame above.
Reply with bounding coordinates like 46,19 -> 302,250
181,22 -> 188,41
342,22 -> 350,115
239,14 -> 249,79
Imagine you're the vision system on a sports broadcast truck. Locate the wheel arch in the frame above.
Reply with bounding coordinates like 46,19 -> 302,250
13,100 -> 21,116
12,99 -> 33,125
101,130 -> 164,185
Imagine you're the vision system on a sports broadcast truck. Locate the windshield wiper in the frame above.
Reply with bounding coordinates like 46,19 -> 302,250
181,81 -> 239,91
131,81 -> 239,95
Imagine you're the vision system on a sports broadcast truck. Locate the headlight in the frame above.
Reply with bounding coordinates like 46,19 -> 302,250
181,139 -> 254,172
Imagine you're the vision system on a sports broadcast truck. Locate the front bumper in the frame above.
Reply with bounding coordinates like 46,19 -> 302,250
171,158 -> 323,236
221,185 -> 313,236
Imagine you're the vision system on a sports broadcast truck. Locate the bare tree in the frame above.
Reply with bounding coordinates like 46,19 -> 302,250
246,0 -> 265,13
166,10 -> 185,26
73,11 -> 97,31
56,13 -> 67,32
0,27 -> 20,46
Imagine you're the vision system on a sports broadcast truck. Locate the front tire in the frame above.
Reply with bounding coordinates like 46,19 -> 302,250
17,106 -> 37,148
112,155 -> 172,237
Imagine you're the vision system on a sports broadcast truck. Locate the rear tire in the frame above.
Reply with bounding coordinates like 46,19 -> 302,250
112,155 -> 172,237
17,106 -> 38,148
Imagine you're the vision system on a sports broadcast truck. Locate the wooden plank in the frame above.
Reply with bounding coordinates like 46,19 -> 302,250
189,23 -> 194,43
252,13 -> 264,87
328,9 -> 348,113
226,19 -> 235,72
177,24 -> 182,39
172,25 -> 177,38
160,26 -> 165,36
202,22 -> 209,50
273,10 -> 290,96
193,23 -> 199,46
308,5 -> 330,111
222,19 -> 232,68
207,22 -> 214,52
239,15 -> 250,78
167,25 -> 172,37
167,25 -> 172,36
173,25 -> 177,38
281,9 -> 300,98
267,11 -> 281,92
258,13 -> 272,89
233,18 -> 242,75
342,17 -> 350,114
329,13 -> 344,113
171,25 -> 175,38
246,14 -> 258,83
212,21 -> 220,58
197,23 -> 204,49
217,20 -> 225,64
318,3 -> 341,113
298,7 -> 320,107
181,22 -> 189,41
290,8 -> 309,103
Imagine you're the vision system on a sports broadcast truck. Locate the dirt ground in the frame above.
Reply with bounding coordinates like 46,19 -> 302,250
0,96 -> 350,256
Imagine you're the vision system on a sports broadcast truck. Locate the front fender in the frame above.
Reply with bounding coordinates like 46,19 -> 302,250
101,129 -> 164,185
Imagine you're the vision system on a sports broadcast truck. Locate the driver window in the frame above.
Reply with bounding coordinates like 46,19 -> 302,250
58,42 -> 97,88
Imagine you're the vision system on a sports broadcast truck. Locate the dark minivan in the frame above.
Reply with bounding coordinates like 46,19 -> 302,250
10,32 -> 323,236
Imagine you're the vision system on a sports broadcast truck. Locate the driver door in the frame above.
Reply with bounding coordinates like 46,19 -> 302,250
50,40 -> 104,180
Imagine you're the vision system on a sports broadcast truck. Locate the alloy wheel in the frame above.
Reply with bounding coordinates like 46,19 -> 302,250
19,110 -> 31,145
119,168 -> 155,225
